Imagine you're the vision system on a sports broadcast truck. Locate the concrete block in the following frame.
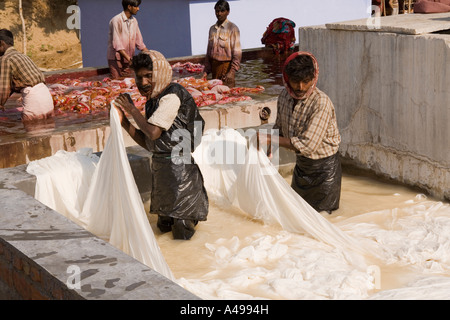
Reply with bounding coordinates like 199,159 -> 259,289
326,12 -> 450,35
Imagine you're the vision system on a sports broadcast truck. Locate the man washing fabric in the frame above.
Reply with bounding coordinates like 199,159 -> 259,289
107,0 -> 149,79
113,50 -> 209,240
0,29 -> 54,122
258,52 -> 342,214
203,0 -> 242,87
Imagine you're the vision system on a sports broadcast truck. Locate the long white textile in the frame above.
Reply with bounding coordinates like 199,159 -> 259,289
193,128 -> 382,266
27,106 -> 174,281
26,119 -> 450,299
187,128 -> 450,300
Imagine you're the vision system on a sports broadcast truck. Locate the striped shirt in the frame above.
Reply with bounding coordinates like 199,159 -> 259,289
205,19 -> 242,74
0,47 -> 45,107
107,11 -> 146,61
274,87 -> 341,159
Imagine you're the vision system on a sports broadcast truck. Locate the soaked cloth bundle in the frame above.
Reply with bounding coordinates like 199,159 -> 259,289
48,77 -> 147,115
27,106 -> 174,281
21,83 -> 54,121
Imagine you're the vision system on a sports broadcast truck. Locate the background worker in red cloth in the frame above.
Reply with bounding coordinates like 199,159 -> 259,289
261,18 -> 296,55
203,0 -> 242,87
258,52 -> 342,214
107,0 -> 150,79
0,29 -> 54,122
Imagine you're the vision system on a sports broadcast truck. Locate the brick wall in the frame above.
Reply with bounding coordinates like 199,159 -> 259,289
0,239 -> 82,300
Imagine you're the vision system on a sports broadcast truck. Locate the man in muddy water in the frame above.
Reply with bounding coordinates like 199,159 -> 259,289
257,52 -> 342,214
113,50 -> 209,240
0,29 -> 54,122
203,0 -> 242,87
107,0 -> 150,79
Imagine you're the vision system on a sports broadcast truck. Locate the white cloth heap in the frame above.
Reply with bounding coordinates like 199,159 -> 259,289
27,114 -> 450,300
21,82 -> 54,118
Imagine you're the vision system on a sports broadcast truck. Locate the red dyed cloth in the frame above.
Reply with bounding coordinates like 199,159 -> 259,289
261,18 -> 296,54
414,0 -> 450,13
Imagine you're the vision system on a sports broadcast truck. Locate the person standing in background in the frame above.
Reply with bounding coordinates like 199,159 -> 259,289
203,0 -> 242,87
107,0 -> 149,79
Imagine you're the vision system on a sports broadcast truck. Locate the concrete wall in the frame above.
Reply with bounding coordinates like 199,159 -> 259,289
299,25 -> 450,200
78,0 -> 371,67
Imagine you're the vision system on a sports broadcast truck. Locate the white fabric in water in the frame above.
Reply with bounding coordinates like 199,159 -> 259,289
193,128 -> 248,204
27,120 -> 450,299
27,106 -> 174,281
189,129 -> 450,299
27,148 -> 99,224
193,128 -> 381,267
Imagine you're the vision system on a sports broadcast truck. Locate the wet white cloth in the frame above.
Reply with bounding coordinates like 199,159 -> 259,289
188,129 -> 450,299
27,106 -> 174,281
27,123 -> 450,299
193,128 -> 381,267
26,148 -> 99,223
178,199 -> 450,300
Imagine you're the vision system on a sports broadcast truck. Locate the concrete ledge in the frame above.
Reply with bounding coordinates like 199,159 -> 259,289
341,143 -> 450,200
326,12 -> 450,35
0,148 -> 199,300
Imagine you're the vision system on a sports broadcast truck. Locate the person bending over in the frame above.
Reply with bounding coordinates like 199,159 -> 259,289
0,29 -> 54,122
114,50 -> 209,240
